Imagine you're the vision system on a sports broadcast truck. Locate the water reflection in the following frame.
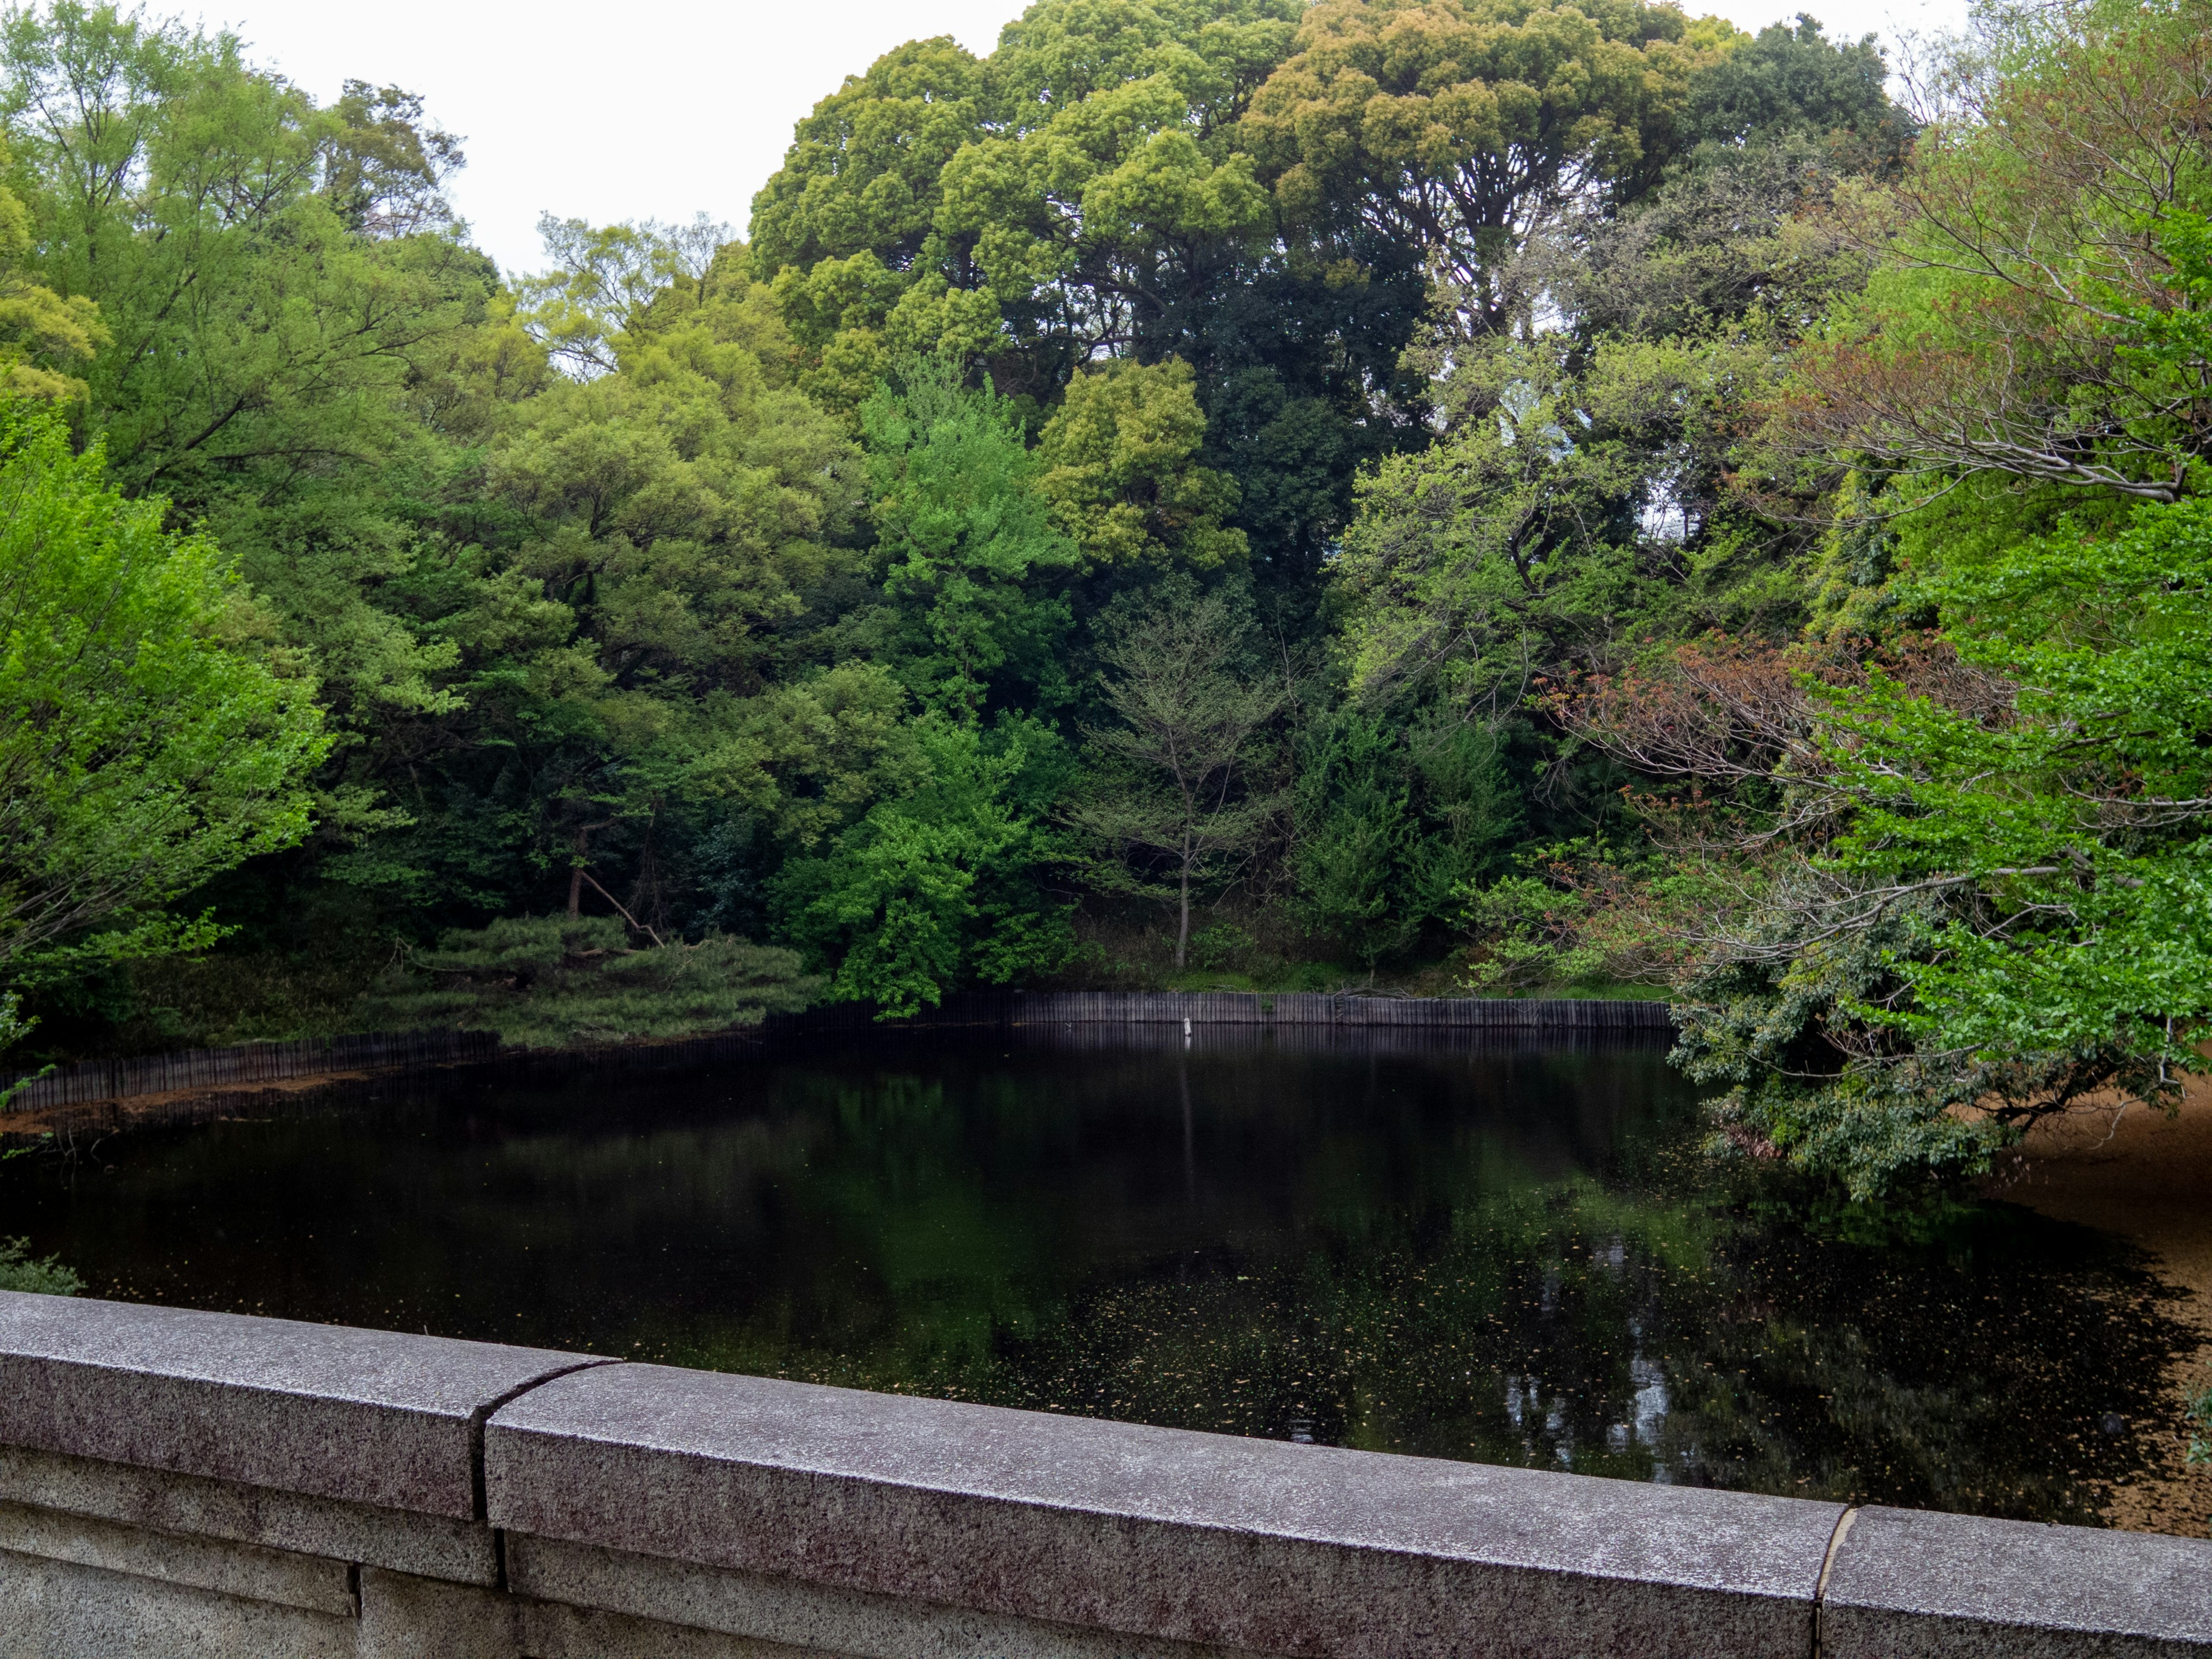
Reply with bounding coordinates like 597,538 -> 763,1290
0,1028 -> 2190,1527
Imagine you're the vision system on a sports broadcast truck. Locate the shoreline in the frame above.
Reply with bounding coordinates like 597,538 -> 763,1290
1994,1075 -> 2212,1536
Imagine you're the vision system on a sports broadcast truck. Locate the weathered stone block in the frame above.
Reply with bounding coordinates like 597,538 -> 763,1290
1820,1505 -> 2212,1658
0,1289 -> 607,1518
0,1444 -> 498,1584
514,1593 -> 824,1659
508,1532 -> 1268,1659
0,1543 -> 358,1658
362,1565 -> 830,1659
487,1365 -> 1846,1659
0,1498 -> 354,1615
357,1567 -> 520,1659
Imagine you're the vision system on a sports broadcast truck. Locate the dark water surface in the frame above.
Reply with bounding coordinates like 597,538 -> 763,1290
0,1029 -> 2190,1524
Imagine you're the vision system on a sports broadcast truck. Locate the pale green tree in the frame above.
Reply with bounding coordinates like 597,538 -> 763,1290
1073,577 -> 1286,967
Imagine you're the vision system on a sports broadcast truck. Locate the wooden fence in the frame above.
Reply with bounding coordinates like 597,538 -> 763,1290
770,990 -> 1675,1033
1,993 -> 1672,1114
0,1029 -> 502,1114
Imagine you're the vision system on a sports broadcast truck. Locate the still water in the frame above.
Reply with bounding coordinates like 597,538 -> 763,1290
0,1029 -> 2190,1524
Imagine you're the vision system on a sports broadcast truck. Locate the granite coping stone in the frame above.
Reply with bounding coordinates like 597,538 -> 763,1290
487,1364 -> 1848,1659
1819,1505 -> 2212,1658
0,1290 -> 609,1519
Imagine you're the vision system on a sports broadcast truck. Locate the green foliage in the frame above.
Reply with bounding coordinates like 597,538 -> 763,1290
1245,0 -> 1725,331
0,1235 -> 78,1295
1685,14 -> 1914,167
772,716 -> 1075,1016
368,914 -> 816,1048
2,3 -> 495,728
861,361 -> 1075,715
1072,575 -> 1285,966
753,0 -> 1300,406
1459,838 -> 1723,993
1809,498 -> 2212,1157
1037,358 -> 1246,568
1293,711 -> 1522,967
0,404 -> 328,984
515,214 -> 725,375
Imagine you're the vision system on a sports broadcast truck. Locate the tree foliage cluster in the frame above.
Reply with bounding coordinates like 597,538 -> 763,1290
4,0 -> 2199,1199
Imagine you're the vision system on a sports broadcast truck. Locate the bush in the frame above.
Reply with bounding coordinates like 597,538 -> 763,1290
0,1235 -> 78,1296
367,916 -> 816,1048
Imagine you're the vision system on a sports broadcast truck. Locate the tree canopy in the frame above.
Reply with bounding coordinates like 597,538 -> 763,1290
18,0 -> 2202,1207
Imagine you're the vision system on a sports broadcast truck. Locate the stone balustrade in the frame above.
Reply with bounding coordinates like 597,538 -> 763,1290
0,1289 -> 2205,1658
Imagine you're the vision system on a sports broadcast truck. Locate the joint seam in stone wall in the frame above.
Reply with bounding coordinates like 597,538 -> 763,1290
1810,1504 -> 1857,1659
467,1361 -> 624,1529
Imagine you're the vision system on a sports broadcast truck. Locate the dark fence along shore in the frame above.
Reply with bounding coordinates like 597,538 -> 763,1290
0,1028 -> 505,1113
872,988 -> 1675,1030
0,991 -> 1673,1113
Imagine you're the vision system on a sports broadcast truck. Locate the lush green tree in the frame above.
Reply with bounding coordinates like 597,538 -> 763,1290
1294,710 -> 1522,967
1664,497 -> 2212,1198
516,214 -> 728,376
1244,0 -> 1729,334
2,3 -> 493,731
0,406 -> 328,1010
1779,1 -> 2211,500
860,362 -> 1077,716
0,138 -> 99,399
1683,14 -> 1912,166
349,238 -> 866,923
753,0 -> 1302,409
772,715 -> 1075,1014
751,0 -> 1429,609
1036,357 -> 1246,567
1583,0 -> 2212,1196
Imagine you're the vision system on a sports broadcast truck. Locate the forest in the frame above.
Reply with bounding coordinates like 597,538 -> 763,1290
0,0 -> 2206,1199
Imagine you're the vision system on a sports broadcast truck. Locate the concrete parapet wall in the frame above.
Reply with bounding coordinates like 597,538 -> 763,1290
0,1289 -> 2203,1659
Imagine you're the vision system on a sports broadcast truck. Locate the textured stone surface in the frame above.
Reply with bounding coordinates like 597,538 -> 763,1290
357,1568 -> 518,1659
0,1290 -> 605,1517
515,1594 -> 825,1659
0,1543 -> 358,1658
0,1498 -> 355,1616
1820,1505 -> 2212,1658
0,1444 -> 498,1584
488,1365 -> 1845,1659
358,1566 -> 836,1659
509,1533 -> 1271,1659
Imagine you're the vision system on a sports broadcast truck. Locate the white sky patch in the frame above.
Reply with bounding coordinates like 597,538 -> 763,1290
159,0 -> 1971,280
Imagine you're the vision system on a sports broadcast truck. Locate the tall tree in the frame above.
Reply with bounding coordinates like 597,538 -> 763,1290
861,361 -> 1077,717
0,406 -> 328,1012
1073,575 -> 1285,965
1244,0 -> 1728,335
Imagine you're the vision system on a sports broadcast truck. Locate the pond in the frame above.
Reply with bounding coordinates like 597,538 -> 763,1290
0,1027 -> 2194,1527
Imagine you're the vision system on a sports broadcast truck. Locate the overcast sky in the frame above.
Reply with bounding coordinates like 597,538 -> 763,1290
179,0 -> 1970,279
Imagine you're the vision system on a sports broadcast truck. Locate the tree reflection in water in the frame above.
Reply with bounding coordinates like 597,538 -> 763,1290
3,1028 -> 2187,1527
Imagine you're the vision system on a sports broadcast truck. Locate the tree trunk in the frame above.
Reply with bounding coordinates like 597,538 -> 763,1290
566,824 -> 592,919
1176,836 -> 1192,968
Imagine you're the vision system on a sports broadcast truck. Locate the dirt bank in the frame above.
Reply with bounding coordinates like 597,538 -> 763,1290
1,1071 -> 381,1142
1995,1075 -> 2212,1536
